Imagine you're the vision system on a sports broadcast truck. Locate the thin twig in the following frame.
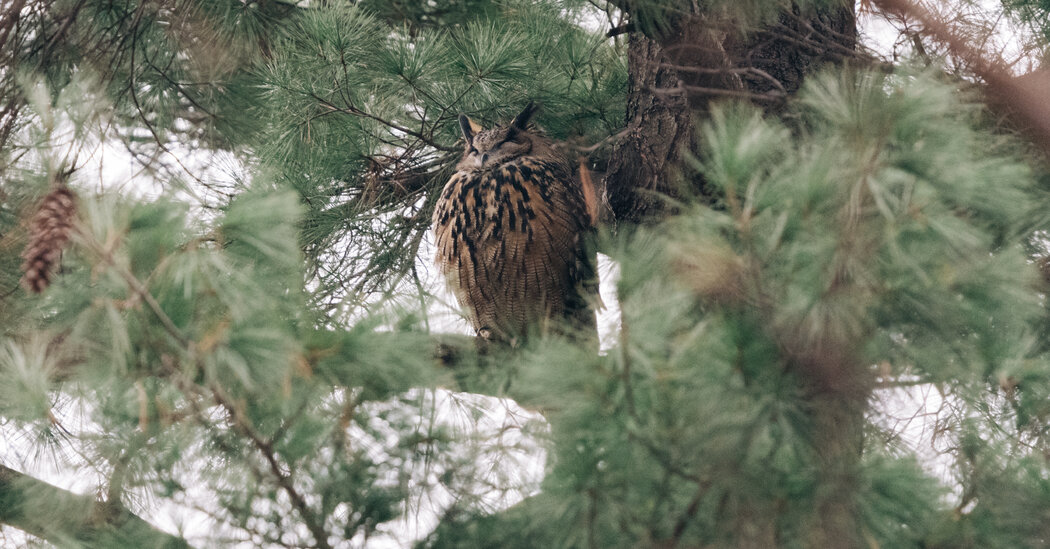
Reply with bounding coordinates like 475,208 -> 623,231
0,0 -> 26,53
309,93 -> 458,152
606,23 -> 635,37
76,225 -> 191,350
873,0 -> 1050,154
573,127 -> 631,154
649,84 -> 785,103
210,383 -> 334,549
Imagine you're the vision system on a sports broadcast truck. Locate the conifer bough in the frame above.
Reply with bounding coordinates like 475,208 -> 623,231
5,1 -> 1050,548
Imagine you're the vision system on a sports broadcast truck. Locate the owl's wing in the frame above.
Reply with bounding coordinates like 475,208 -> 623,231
526,159 -> 600,338
433,172 -> 484,331
434,159 -> 600,343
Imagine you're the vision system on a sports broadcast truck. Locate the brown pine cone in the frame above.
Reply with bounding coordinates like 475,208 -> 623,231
20,184 -> 77,293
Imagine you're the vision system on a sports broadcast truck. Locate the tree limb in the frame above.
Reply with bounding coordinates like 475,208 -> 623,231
874,0 -> 1050,155
0,463 -> 190,548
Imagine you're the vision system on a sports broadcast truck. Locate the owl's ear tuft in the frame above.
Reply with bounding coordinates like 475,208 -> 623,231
459,115 -> 483,145
511,101 -> 539,130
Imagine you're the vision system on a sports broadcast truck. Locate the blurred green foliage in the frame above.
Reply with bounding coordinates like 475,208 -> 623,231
2,1 -> 1050,548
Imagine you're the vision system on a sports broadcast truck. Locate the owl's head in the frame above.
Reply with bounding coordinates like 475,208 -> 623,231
457,102 -> 547,171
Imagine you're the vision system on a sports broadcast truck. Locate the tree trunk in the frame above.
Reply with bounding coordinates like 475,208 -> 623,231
603,2 -> 857,223
604,9 -> 742,223
604,2 -> 865,546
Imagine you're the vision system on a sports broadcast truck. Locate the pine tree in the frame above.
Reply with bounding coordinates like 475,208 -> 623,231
2,1 -> 1050,548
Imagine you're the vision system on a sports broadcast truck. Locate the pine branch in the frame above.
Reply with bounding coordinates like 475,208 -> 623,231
0,0 -> 26,54
310,94 -> 458,153
649,83 -> 786,103
77,226 -> 337,548
606,23 -> 636,37
0,463 -> 189,548
208,383 -> 334,549
76,225 -> 192,350
874,0 -> 1050,155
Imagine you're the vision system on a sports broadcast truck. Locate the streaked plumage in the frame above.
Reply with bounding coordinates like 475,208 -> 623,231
433,103 -> 597,345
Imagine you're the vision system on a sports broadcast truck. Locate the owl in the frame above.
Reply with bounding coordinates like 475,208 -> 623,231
432,103 -> 597,346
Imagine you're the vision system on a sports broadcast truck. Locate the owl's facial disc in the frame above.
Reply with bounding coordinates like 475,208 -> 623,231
461,126 -> 532,169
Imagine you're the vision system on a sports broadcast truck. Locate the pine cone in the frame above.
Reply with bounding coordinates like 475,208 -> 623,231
20,184 -> 77,293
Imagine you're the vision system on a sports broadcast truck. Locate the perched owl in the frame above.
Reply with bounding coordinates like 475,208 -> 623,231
432,103 -> 597,345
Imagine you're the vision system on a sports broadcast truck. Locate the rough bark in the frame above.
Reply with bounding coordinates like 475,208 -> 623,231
603,2 -> 858,223
728,5 -> 858,99
603,32 -> 696,224
604,10 -> 741,223
0,463 -> 190,548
